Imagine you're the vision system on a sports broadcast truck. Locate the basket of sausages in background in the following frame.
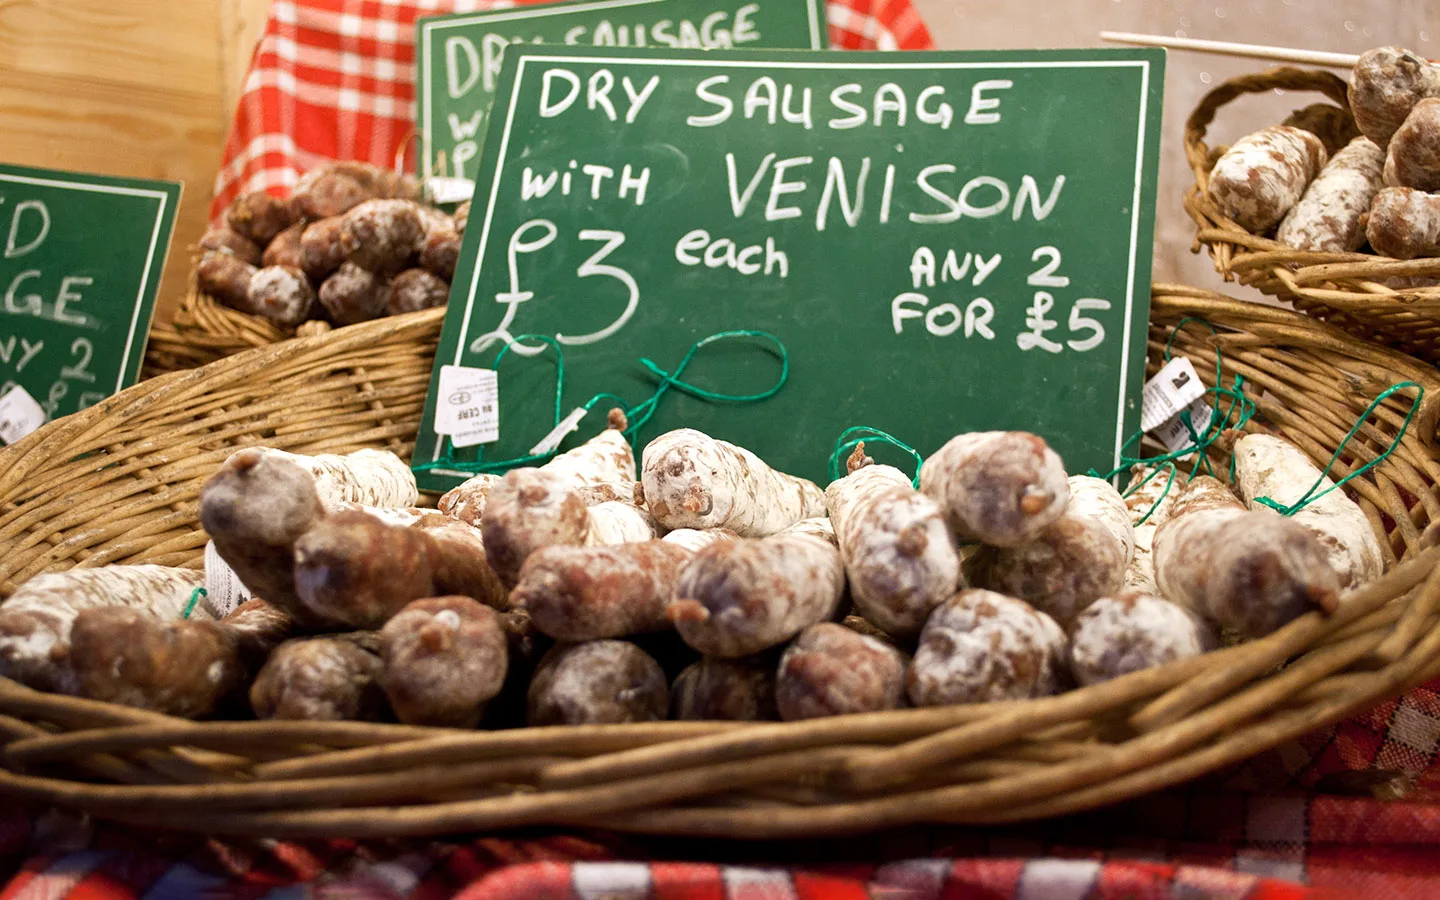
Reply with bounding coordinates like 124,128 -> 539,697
1185,48 -> 1440,364
143,161 -> 465,377
0,284 -> 1438,839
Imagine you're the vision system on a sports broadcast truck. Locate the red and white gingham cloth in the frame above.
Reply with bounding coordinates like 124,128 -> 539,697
9,787 -> 1440,899
209,0 -> 934,220
4,685 -> 1437,898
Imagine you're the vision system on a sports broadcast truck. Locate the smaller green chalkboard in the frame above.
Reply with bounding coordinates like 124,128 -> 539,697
0,164 -> 181,429
416,0 -> 826,190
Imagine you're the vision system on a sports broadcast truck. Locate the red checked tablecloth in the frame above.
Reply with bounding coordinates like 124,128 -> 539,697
8,786 -> 1440,899
2,1 -> 1405,897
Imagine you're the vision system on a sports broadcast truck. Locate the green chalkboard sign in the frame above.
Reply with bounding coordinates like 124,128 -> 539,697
0,164 -> 181,426
416,0 -> 826,190
413,46 -> 1165,492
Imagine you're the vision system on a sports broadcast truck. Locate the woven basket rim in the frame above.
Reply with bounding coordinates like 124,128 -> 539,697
1184,66 -> 1440,355
3,551 -> 1435,838
2,286 -> 1438,839
144,285 -> 313,378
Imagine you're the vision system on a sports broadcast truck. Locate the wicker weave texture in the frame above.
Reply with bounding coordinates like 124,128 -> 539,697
143,290 -> 295,377
1,308 -> 440,596
1184,67 -> 1440,363
0,287 -> 1437,839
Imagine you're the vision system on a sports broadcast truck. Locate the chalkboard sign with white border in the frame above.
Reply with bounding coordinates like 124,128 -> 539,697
413,46 -> 1166,492
0,164 -> 180,437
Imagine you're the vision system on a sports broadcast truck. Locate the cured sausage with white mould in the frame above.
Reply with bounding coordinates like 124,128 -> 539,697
776,622 -> 909,720
907,589 -> 1068,706
667,518 -> 844,657
480,470 -> 660,588
1207,126 -> 1327,233
0,565 -> 208,695
1348,47 -> 1440,147
824,446 -> 960,637
671,656 -> 778,721
1122,464 -> 1178,594
1153,476 -> 1341,639
1069,590 -> 1216,686
971,475 -> 1131,629
68,599 -> 292,717
1231,433 -> 1383,590
1276,137 -> 1386,252
512,540 -> 696,642
527,640 -> 669,725
918,431 -> 1070,548
250,632 -> 387,721
379,596 -> 509,728
641,428 -> 825,536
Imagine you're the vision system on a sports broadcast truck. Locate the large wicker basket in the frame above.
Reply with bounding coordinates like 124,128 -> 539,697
1184,67 -> 1440,363
2,286 -> 1438,840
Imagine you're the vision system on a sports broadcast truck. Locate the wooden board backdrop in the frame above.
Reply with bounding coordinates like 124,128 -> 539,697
0,0 -> 271,323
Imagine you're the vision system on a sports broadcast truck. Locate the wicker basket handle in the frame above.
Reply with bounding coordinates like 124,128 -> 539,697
1184,67 -> 1351,182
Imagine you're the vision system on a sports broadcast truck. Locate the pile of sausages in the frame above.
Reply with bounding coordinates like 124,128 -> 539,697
0,419 -> 1382,728
1207,46 -> 1440,262
196,162 -> 465,328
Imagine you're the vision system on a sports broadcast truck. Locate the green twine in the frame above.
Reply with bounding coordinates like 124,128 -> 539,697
1253,381 -> 1424,516
181,587 -> 207,620
828,426 -> 925,486
414,330 -> 788,476
1121,460 -> 1177,527
1094,317 -> 1421,523
1088,375 -> 1256,484
621,330 -> 789,439
1165,317 -> 1220,373
1087,316 -> 1254,510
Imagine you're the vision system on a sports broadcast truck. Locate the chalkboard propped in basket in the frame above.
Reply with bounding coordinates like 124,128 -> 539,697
412,46 -> 1166,493
0,163 -> 180,442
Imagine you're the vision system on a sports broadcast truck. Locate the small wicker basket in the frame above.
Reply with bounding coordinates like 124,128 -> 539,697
2,287 -> 1438,840
143,289 -> 316,378
1184,66 -> 1440,363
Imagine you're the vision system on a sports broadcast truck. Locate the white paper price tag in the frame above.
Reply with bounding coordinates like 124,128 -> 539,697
427,176 -> 476,205
1140,357 -> 1207,433
0,385 -> 46,445
204,540 -> 252,617
1152,398 -> 1213,453
434,365 -> 499,448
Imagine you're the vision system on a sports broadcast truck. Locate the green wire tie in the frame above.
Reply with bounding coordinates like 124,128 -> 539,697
415,329 -> 789,476
181,586 -> 207,620
828,426 -> 925,487
1088,318 -> 1256,488
1090,318 -> 1421,521
1253,381 -> 1423,516
1120,460 -> 1178,527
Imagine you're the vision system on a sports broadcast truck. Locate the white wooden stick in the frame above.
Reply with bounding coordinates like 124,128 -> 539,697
1100,32 -> 1359,69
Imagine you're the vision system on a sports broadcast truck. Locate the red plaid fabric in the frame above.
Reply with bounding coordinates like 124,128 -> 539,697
9,791 -> 1440,899
209,0 -> 935,221
1220,678 -> 1440,799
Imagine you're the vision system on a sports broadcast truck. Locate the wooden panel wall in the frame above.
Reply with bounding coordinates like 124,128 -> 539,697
0,0 -> 272,322
220,0 -> 274,125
